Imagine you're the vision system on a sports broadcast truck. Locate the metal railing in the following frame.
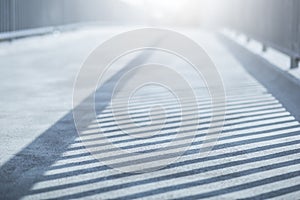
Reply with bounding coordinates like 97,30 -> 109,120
222,0 -> 300,69
0,0 -> 115,39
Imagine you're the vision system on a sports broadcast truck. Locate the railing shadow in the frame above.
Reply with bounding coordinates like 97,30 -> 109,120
218,33 -> 300,122
1,33 -> 300,199
0,50 -> 152,199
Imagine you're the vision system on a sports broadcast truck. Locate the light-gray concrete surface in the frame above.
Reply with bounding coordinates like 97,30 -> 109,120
0,27 -> 300,199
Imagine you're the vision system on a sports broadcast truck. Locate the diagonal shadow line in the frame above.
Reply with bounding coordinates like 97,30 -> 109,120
63,113 -> 292,162
102,85 -> 265,104
240,183 -> 300,200
94,101 -> 280,127
82,104 -> 283,138
99,97 -> 276,128
49,123 -> 299,171
174,170 -> 300,200
82,102 -> 283,141
98,98 -> 275,121
115,160 -> 300,200
96,101 -> 282,130
99,94 -> 272,117
83,110 -> 288,152
87,107 -> 286,142
102,81 -> 262,102
101,91 -> 266,113
97,101 -> 277,128
29,139 -> 300,196
104,84 -> 263,106
0,50 -> 153,199
71,116 -> 296,160
42,152 -> 300,199
40,128 -> 300,181
0,111 -> 77,199
59,118 -> 297,163
57,126 -> 300,175
95,100 -> 275,132
73,113 -> 292,149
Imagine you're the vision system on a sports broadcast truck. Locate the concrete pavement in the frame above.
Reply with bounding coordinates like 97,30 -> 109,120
0,27 -> 300,199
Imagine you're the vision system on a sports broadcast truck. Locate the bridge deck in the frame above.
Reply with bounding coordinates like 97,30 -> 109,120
0,27 -> 300,199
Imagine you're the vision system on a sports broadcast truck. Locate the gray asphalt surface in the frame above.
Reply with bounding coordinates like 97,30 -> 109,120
0,26 -> 300,199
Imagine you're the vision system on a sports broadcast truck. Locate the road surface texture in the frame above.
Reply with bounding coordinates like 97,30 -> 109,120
0,26 -> 300,199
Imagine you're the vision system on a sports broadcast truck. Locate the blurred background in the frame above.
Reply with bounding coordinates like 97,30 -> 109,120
1,0 -> 299,66
0,0 -> 217,30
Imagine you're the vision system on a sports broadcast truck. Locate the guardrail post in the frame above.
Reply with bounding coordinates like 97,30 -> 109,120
290,57 -> 299,69
262,44 -> 267,52
246,36 -> 250,43
9,0 -> 15,32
